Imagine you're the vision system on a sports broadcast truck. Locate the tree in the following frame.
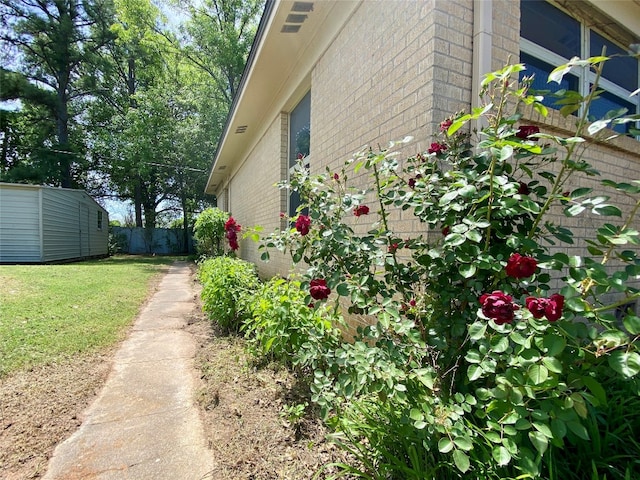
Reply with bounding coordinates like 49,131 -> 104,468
176,0 -> 264,105
0,0 -> 115,187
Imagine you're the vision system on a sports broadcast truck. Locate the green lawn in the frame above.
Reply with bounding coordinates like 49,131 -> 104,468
0,255 -> 183,377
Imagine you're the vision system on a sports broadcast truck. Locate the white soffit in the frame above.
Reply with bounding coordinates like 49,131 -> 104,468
206,0 -> 361,193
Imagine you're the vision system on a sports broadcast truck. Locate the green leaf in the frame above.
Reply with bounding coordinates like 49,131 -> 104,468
528,430 -> 549,455
499,145 -> 514,161
492,446 -> 511,466
453,450 -> 470,473
533,421 -> 553,438
468,364 -> 483,381
543,334 -> 566,356
453,436 -> 473,451
528,364 -> 549,384
410,408 -> 424,422
336,283 -> 349,296
608,351 -> 640,378
592,204 -> 622,216
567,421 -> 590,441
566,297 -> 588,312
469,322 -> 487,340
438,437 -> 454,453
581,376 -> 606,406
542,356 -> 562,373
588,119 -> 610,135
623,315 -> 640,335
459,264 -> 477,278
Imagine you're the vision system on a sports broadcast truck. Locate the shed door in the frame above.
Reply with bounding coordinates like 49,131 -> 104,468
79,204 -> 90,257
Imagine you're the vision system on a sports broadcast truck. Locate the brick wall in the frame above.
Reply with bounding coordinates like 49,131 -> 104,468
227,114 -> 290,278
221,0 -> 638,312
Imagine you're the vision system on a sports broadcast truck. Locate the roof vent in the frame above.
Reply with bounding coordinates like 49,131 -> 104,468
235,125 -> 248,133
286,14 -> 307,23
281,24 -> 301,33
291,2 -> 313,12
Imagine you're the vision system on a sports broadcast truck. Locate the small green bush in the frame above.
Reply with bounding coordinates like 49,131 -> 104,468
244,278 -> 342,367
198,256 -> 260,331
194,207 -> 229,256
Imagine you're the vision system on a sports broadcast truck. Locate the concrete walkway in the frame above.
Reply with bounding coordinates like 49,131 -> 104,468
43,262 -> 214,480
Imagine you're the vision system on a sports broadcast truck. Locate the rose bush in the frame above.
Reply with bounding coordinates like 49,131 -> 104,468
260,58 -> 640,479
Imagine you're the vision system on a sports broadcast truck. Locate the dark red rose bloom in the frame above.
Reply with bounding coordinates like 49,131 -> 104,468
545,294 -> 564,321
440,119 -> 453,132
333,173 -> 339,181
442,226 -> 450,236
505,253 -> 537,279
409,299 -> 416,307
525,297 -> 546,319
309,279 -> 331,300
516,125 -> 540,140
526,294 -> 564,322
388,242 -> 399,253
295,214 -> 311,236
354,205 -> 370,217
479,291 -> 519,325
279,212 -> 286,218
428,142 -> 447,154
408,174 -> 422,189
518,182 -> 530,195
224,217 -> 241,251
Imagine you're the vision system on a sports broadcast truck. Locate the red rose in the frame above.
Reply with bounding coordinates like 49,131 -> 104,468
479,291 -> 519,325
388,242 -> 399,253
295,214 -> 311,236
354,205 -> 370,217
428,142 -> 447,154
525,297 -> 547,319
440,119 -> 453,132
442,226 -> 450,236
505,253 -> 537,279
224,217 -> 241,251
309,279 -> 331,300
408,174 -> 422,189
545,294 -> 564,321
516,125 -> 540,140
333,173 -> 339,180
518,182 -> 530,195
525,294 -> 564,322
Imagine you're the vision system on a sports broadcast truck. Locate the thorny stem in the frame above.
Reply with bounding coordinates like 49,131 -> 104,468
593,292 -> 640,314
484,75 -> 516,251
372,160 -> 409,300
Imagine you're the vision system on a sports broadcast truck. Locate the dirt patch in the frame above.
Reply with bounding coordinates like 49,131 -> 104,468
0,352 -> 113,479
187,317 -> 353,479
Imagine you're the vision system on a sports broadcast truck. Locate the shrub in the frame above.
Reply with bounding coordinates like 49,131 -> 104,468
244,277 -> 342,367
193,207 -> 229,256
198,256 -> 260,331
261,58 -> 640,479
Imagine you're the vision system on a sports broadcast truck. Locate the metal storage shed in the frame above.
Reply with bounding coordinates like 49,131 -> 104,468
0,183 -> 109,263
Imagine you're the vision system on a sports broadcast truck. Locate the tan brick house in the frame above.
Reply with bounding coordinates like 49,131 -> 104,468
205,0 -> 640,298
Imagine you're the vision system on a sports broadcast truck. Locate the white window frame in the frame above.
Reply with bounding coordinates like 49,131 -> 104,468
520,1 -> 640,135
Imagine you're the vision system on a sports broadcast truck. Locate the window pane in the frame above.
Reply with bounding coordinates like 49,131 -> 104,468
289,91 -> 311,217
520,0 -> 580,59
590,31 -> 638,92
289,91 -> 310,169
520,52 -> 579,109
590,89 -> 637,134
